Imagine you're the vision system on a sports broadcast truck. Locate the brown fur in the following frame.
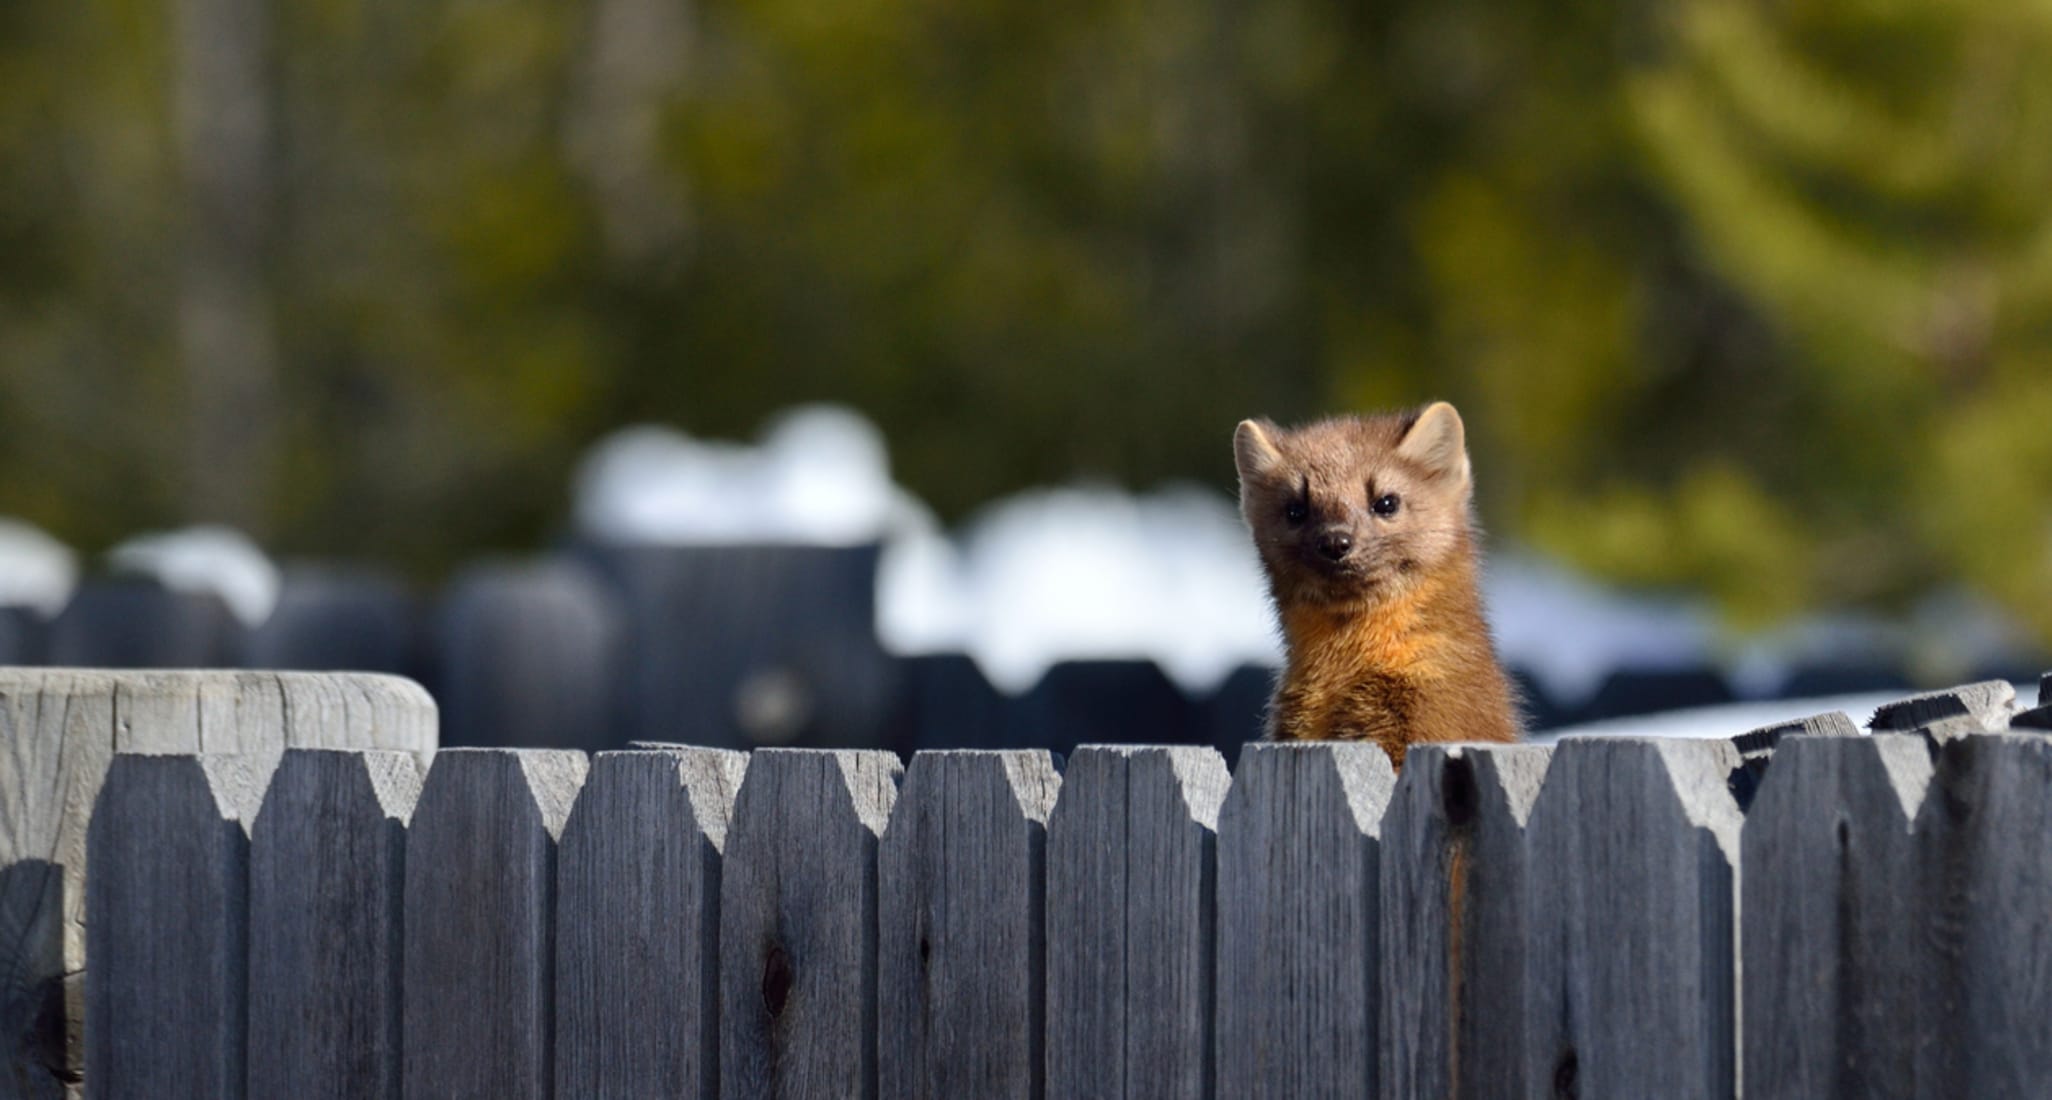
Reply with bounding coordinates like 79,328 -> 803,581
1234,403 -> 1519,769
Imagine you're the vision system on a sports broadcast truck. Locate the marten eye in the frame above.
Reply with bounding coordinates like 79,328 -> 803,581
1372,493 -> 1401,517
1284,499 -> 1308,525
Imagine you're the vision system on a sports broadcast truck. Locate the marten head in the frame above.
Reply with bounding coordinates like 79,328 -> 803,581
1234,402 -> 1476,609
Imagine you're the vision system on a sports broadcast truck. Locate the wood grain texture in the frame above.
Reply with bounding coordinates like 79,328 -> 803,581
0,671 -> 115,1099
248,749 -> 421,1100
1216,742 -> 1394,1099
0,669 -> 435,1099
878,750 -> 1061,1100
557,747 -> 747,1100
1522,737 -> 1742,1100
402,748 -> 587,1100
1742,733 -> 1930,1100
1726,711 -> 1860,810
1869,680 -> 2016,733
1915,733 -> 2052,1096
83,753 -> 260,1100
720,749 -> 901,1100
1044,745 -> 1227,1100
1379,743 -> 1550,1100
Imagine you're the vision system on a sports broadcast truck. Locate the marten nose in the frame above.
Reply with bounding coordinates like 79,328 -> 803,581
1317,531 -> 1352,561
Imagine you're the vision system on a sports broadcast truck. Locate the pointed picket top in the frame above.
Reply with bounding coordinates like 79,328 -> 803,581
194,753 -> 267,831
1475,742 -> 1551,827
1870,679 -> 2016,732
1734,711 -> 1861,753
675,747 -> 748,852
1647,738 -> 1745,861
1000,750 -> 1062,823
516,751 -> 589,840
627,741 -> 752,845
1245,742 -> 1406,835
1163,745 -> 1231,828
835,749 -> 903,836
360,750 -> 426,823
1872,733 -> 1937,819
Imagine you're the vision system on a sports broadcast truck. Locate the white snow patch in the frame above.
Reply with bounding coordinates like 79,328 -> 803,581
107,526 -> 281,627
943,484 -> 1280,694
575,405 -> 916,546
0,519 -> 78,616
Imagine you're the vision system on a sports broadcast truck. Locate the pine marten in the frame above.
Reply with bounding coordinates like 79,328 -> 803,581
1234,402 -> 1520,768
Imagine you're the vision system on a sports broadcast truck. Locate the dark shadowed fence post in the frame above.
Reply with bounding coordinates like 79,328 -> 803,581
720,749 -> 901,1100
1742,732 -> 1928,1100
435,559 -> 626,752
402,748 -> 587,1100
84,753 -> 262,1100
1045,745 -> 1228,1099
1378,743 -> 1550,1100
1216,742 -> 1394,1099
878,750 -> 1061,1099
248,749 -> 421,1099
1522,738 -> 1741,1100
557,747 -> 747,1099
1916,733 -> 2052,1096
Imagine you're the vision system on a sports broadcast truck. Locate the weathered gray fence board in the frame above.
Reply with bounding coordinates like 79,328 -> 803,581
402,749 -> 586,1100
273,671 -> 437,757
0,672 -> 114,1098
1045,745 -> 1227,1099
0,669 -> 434,1099
1915,734 -> 2052,1096
1742,733 -> 1929,1099
84,753 -> 260,1099
557,748 -> 747,1099
878,750 -> 1061,1099
248,749 -> 421,1099
1216,742 -> 1394,1099
720,749 -> 900,1100
1870,679 -> 2016,733
1379,744 -> 1550,1100
1523,737 -> 1741,1100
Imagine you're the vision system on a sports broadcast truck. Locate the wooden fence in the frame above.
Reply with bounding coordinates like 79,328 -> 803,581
0,669 -> 437,1100
68,673 -> 2052,1098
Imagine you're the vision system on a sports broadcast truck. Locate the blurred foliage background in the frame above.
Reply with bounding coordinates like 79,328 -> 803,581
0,0 -> 2047,640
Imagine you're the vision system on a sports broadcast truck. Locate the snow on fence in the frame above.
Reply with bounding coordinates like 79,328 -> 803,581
53,672 -> 2052,1098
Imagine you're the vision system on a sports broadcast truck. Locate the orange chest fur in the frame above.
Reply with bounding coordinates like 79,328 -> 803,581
1281,597 -> 1454,687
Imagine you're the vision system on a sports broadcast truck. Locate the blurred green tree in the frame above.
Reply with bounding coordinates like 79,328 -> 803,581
1629,0 -> 2052,636
0,0 -> 2044,654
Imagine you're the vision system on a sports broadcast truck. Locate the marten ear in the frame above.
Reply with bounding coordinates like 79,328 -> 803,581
1234,419 -> 1285,481
1396,402 -> 1470,486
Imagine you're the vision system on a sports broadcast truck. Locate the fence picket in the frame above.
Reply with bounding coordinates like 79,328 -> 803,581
1742,733 -> 1929,1099
1216,742 -> 1395,1098
249,749 -> 421,1099
878,750 -> 1061,1099
557,747 -> 746,1099
1378,743 -> 1550,1100
1915,734 -> 2052,1095
1522,738 -> 1741,1100
719,749 -> 900,1100
1045,745 -> 1227,1099
401,748 -> 587,1100
84,753 -> 261,1099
